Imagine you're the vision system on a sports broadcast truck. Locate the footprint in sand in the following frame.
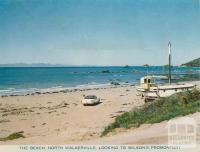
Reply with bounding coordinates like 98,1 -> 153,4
73,103 -> 78,106
115,110 -> 126,113
110,115 -> 117,118
48,110 -> 57,114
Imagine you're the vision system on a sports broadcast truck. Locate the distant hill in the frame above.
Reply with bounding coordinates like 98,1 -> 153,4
163,65 -> 175,68
0,63 -> 66,67
181,58 -> 200,67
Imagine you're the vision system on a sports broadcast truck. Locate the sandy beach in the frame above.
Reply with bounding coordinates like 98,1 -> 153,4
0,81 -> 199,145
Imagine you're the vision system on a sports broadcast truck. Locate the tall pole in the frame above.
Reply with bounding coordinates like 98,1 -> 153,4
168,42 -> 171,84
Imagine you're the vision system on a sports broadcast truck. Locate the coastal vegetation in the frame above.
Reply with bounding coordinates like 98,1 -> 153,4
101,89 -> 200,136
0,132 -> 25,141
181,58 -> 200,67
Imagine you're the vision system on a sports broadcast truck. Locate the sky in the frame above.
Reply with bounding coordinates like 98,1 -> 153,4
0,0 -> 200,66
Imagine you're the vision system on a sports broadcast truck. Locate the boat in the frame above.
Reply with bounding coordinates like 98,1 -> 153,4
136,42 -> 196,101
136,75 -> 169,92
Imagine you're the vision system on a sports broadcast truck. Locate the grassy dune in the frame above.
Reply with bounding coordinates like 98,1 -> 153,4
0,132 -> 25,142
102,89 -> 200,136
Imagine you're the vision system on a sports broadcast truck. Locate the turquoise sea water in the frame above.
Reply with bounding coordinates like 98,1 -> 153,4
0,66 -> 199,95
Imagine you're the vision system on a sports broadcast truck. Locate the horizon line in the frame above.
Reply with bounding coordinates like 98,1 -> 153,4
0,63 -> 183,67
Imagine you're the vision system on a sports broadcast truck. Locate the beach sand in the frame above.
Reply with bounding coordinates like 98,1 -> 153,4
0,81 -> 199,145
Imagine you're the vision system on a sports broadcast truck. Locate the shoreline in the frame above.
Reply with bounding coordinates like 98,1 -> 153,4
0,80 -> 199,145
1,79 -> 199,98
0,83 -> 135,97
1,66 -> 199,97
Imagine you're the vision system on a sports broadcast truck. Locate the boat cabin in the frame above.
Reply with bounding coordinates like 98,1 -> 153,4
140,76 -> 153,84
140,76 -> 156,90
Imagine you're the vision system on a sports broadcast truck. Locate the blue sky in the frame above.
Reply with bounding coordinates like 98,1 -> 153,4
0,0 -> 199,66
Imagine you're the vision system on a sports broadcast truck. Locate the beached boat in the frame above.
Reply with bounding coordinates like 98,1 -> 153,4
137,75 -> 195,101
136,42 -> 196,101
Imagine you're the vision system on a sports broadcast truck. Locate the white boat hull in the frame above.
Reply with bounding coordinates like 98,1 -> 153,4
139,83 -> 196,100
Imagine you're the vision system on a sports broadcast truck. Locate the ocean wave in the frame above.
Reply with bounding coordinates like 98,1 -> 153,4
0,83 -> 116,96
0,88 -> 39,96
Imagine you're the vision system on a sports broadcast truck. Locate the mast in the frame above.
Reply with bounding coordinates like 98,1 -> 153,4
168,42 -> 171,84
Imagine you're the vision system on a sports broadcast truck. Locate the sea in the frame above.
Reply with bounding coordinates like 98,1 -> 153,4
0,66 -> 199,96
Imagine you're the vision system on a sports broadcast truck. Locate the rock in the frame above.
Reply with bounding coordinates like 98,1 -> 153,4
110,82 -> 120,86
1,95 -> 8,98
123,65 -> 129,68
101,70 -> 110,73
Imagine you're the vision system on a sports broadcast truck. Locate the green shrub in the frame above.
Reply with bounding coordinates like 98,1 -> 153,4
0,132 -> 25,141
101,89 -> 200,136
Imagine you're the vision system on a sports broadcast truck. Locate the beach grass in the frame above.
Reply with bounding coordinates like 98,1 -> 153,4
101,88 -> 200,136
0,132 -> 25,141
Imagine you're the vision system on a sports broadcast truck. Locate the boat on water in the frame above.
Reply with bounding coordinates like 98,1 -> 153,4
136,42 -> 196,101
